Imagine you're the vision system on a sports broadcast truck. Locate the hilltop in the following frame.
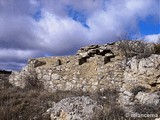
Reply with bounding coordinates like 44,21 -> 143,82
1,40 -> 160,120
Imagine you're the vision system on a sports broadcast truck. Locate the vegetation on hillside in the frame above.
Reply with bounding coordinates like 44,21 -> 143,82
1,73 -> 159,120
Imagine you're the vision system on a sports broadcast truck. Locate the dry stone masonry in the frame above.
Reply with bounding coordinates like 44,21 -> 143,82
9,41 -> 124,93
9,40 -> 160,114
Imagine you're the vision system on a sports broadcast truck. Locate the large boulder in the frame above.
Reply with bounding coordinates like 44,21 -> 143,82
46,96 -> 103,120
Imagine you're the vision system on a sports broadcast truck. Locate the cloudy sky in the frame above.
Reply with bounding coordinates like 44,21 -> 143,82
0,0 -> 160,70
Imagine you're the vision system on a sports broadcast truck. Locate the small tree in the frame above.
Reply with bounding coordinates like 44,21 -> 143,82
158,35 -> 160,44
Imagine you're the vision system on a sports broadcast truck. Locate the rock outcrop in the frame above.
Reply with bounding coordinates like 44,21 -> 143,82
46,96 -> 103,120
135,92 -> 159,105
119,54 -> 160,112
8,40 -> 160,117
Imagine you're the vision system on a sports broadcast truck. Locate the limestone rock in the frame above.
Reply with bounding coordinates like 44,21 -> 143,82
135,92 -> 159,105
76,43 -> 117,65
51,74 -> 60,80
9,71 -> 26,88
47,96 -> 103,120
123,54 -> 160,91
119,91 -> 134,108
54,59 -> 62,66
43,75 -> 51,81
155,118 -> 160,120
78,52 -> 89,58
28,59 -> 46,68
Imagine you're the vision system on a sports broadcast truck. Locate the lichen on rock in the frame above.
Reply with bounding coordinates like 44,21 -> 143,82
46,96 -> 103,120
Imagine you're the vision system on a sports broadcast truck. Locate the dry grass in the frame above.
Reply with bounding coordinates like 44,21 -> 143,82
1,73 -> 160,120
0,84 -> 90,120
93,89 -> 126,120
0,82 -> 50,120
0,73 -> 90,120
0,75 -> 125,120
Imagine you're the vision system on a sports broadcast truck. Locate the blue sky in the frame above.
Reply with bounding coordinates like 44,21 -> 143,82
0,0 -> 159,70
33,9 -> 42,21
67,6 -> 89,28
139,17 -> 160,35
68,7 -> 160,37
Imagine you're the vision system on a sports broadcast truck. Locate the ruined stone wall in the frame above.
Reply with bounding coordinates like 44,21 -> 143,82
34,55 -> 124,92
9,41 -> 160,94
8,40 -> 160,117
9,42 -> 125,92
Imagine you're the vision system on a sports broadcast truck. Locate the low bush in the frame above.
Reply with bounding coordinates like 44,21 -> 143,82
93,89 -> 126,120
0,78 -> 125,120
1,75 -> 159,120
154,44 -> 160,54
134,103 -> 160,114
118,40 -> 155,60
131,86 -> 149,96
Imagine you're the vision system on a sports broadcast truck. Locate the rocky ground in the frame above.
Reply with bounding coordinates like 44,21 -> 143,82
1,72 -> 160,120
1,75 -> 160,120
0,73 -> 125,120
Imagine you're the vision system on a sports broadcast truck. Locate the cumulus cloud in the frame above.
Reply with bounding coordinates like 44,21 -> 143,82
0,0 -> 159,70
86,0 -> 159,43
42,0 -> 104,17
38,12 -> 89,54
143,34 -> 160,43
38,0 -> 159,45
0,49 -> 40,62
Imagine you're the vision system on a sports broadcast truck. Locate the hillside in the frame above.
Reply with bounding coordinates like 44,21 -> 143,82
1,40 -> 160,120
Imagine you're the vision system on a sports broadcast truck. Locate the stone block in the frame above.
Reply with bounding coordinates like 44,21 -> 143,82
51,74 -> 60,80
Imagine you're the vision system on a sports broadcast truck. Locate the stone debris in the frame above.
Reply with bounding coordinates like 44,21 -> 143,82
135,92 -> 159,106
76,44 -> 115,65
28,59 -> 46,68
46,96 -> 103,120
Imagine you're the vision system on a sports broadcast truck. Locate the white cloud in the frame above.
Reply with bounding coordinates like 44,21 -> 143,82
0,0 -> 159,70
42,0 -> 104,17
143,34 -> 160,43
37,12 -> 89,54
0,49 -> 41,62
38,0 -> 159,45
86,0 -> 158,43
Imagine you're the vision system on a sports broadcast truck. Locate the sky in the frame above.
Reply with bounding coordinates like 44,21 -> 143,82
0,0 -> 160,71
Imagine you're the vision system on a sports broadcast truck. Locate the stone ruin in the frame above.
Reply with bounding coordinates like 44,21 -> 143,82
9,40 -> 160,115
9,41 -> 123,92
76,44 -> 115,65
